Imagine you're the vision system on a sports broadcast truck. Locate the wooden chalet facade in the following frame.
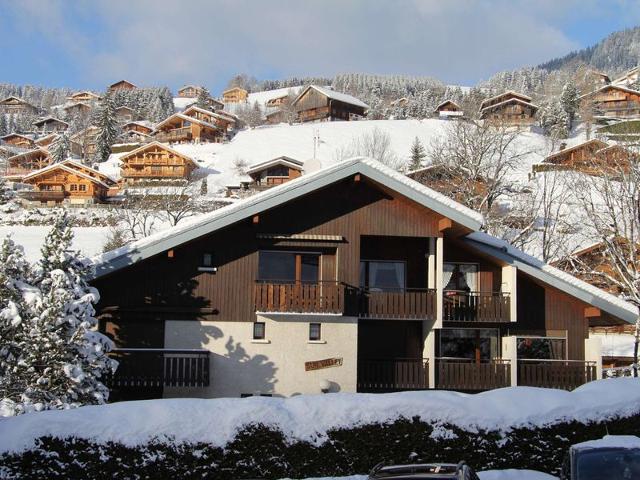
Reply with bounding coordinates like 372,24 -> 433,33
119,141 -> 197,184
108,80 -> 138,92
1,133 -> 35,150
34,133 -> 58,149
20,160 -> 117,205
0,96 -> 38,115
247,156 -> 303,186
479,91 -> 538,126
580,84 -> 640,119
33,117 -> 68,134
91,158 -> 635,401
67,91 -> 101,103
222,87 -> 248,103
291,85 -> 369,122
434,100 -> 464,118
63,102 -> 92,117
70,126 -> 100,159
115,105 -> 136,123
154,106 -> 234,144
178,85 -> 205,98
4,148 -> 51,179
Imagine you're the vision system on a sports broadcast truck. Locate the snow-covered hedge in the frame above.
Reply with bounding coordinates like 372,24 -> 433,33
0,379 -> 639,479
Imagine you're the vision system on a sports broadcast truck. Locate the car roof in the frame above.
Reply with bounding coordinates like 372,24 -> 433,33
371,463 -> 464,479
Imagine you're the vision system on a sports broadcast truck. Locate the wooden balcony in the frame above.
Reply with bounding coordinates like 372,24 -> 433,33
443,291 -> 510,322
254,281 -> 344,314
19,190 -> 66,202
358,288 -> 437,320
105,348 -> 210,388
357,358 -> 429,392
155,127 -> 192,143
517,359 -> 597,391
435,358 -> 511,391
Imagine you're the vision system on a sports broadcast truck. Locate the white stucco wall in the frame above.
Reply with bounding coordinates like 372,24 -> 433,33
164,315 -> 358,398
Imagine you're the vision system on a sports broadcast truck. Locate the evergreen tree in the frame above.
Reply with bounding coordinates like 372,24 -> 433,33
200,178 -> 208,196
94,95 -> 118,162
49,132 -> 70,163
196,87 -> 211,110
1,214 -> 117,414
0,177 -> 12,204
539,100 -> 569,139
0,114 -> 7,137
409,137 -> 427,170
560,81 -> 579,128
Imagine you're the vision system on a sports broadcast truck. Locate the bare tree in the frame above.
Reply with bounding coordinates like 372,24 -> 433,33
109,192 -> 158,241
335,127 -> 402,170
150,183 -> 203,227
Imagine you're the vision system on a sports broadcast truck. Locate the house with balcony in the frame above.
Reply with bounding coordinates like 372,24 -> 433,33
119,141 -> 197,184
0,96 -> 38,115
580,84 -> 640,119
291,85 -> 369,122
247,156 -> 304,187
434,100 -> 464,119
33,116 -> 69,134
63,102 -> 93,118
1,133 -> 36,150
178,85 -> 205,98
479,91 -> 538,126
20,160 -> 117,205
4,147 -> 52,180
91,157 -> 636,401
222,87 -> 248,104
67,91 -> 101,103
153,105 -> 232,144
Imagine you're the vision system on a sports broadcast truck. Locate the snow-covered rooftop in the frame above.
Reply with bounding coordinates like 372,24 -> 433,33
293,85 -> 370,110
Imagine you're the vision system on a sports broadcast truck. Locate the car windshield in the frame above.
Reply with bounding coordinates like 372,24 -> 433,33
576,448 -> 640,480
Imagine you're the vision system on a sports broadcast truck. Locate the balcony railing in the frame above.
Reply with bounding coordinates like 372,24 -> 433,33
517,359 -> 597,391
106,348 -> 210,388
443,290 -> 510,322
358,288 -> 437,320
19,190 -> 66,201
254,281 -> 344,314
357,358 -> 429,392
436,358 -> 511,391
155,127 -> 192,143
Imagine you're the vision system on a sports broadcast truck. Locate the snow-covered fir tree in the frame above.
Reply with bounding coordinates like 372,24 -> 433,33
49,132 -> 70,163
93,95 -> 118,162
539,99 -> 569,140
409,137 -> 427,170
560,81 -> 579,128
200,178 -> 208,196
196,87 -> 212,110
0,213 -> 117,415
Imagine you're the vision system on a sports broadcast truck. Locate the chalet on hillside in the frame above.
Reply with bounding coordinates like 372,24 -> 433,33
108,80 -> 138,92
67,91 -> 101,103
20,160 -> 117,205
580,84 -> 640,119
266,94 -> 290,108
532,139 -> 636,176
1,133 -> 35,150
586,70 -> 611,86
154,105 -> 235,144
92,157 -> 636,400
115,105 -> 136,123
434,100 -> 464,118
291,85 -> 369,122
222,87 -> 248,103
34,133 -> 58,149
246,156 -> 304,187
119,141 -> 197,184
70,126 -> 100,159
33,117 -> 68,134
0,96 -> 38,115
123,121 -> 154,135
479,91 -> 538,126
63,102 -> 92,117
183,105 -> 236,130
612,66 -> 640,87
178,85 -> 205,98
265,109 -> 287,125
4,148 -> 51,179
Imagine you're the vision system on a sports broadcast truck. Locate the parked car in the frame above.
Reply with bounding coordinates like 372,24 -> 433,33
368,462 -> 480,479
561,435 -> 640,480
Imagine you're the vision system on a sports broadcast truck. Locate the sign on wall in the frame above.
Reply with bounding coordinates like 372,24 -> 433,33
305,357 -> 343,371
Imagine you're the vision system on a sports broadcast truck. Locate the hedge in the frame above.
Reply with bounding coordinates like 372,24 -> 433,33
1,411 -> 639,479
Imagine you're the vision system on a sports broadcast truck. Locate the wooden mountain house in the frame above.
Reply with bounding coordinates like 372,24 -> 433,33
0,96 -> 38,115
33,117 -> 68,134
222,87 -> 248,103
153,106 -> 235,144
108,80 -> 138,92
434,100 -> 464,118
291,85 -> 369,122
246,156 -> 304,187
63,102 -> 92,117
580,84 -> 640,119
178,85 -> 205,98
20,160 -> 117,205
67,91 -> 101,103
115,105 -> 136,123
479,91 -> 538,126
119,141 -> 198,183
4,148 -> 52,179
1,133 -> 35,150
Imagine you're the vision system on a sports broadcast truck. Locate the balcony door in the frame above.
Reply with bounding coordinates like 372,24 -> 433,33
439,328 -> 499,363
258,250 -> 320,284
360,260 -> 406,292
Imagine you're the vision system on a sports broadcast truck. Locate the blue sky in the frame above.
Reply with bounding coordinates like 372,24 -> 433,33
1,1 -> 640,95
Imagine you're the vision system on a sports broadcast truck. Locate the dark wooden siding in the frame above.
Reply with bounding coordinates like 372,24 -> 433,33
443,239 -> 502,293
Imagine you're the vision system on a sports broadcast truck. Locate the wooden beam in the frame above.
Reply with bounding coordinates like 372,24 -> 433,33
585,306 -> 601,318
354,174 -> 361,182
438,218 -> 452,231
167,249 -> 174,259
252,215 -> 260,224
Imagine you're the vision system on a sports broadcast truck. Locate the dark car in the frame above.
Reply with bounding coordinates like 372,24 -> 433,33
561,435 -> 640,480
368,462 -> 480,480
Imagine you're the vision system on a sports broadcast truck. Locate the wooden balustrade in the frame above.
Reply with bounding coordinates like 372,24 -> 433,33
358,288 -> 436,320
106,349 -> 210,388
20,191 -> 66,201
436,358 -> 511,391
155,127 -> 192,142
517,360 -> 597,391
357,358 -> 429,392
443,291 -> 510,322
254,281 -> 344,314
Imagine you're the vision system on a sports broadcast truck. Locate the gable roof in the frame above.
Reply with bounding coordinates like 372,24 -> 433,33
0,96 -> 35,107
480,91 -> 532,109
464,232 -> 638,324
480,97 -> 539,114
434,100 -> 461,112
109,80 -> 138,89
63,102 -> 92,110
153,112 -> 219,132
115,105 -> 135,113
1,133 -> 35,142
92,157 -> 484,278
178,85 -> 203,92
246,156 -> 304,175
543,139 -> 608,163
122,120 -> 154,130
182,105 -> 237,123
292,85 -> 370,110
222,87 -> 247,95
119,141 -> 197,166
22,159 -> 116,188
579,83 -> 640,100
68,91 -> 101,99
34,133 -> 59,146
33,117 -> 69,127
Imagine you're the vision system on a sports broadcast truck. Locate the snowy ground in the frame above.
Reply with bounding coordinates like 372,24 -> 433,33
0,226 -> 110,262
291,471 -> 557,480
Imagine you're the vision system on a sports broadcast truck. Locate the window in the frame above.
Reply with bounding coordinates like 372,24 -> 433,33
258,251 -> 320,284
517,337 -> 565,360
359,260 -> 406,292
253,322 -> 265,340
202,253 -> 213,267
309,323 -> 321,341
439,328 -> 499,361
70,184 -> 78,191
79,184 -> 87,192
443,263 -> 478,292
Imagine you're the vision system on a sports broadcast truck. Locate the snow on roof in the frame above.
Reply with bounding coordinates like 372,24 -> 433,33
115,105 -> 135,112
109,80 -> 138,89
182,105 -> 237,123
480,91 -> 532,108
7,147 -> 50,161
1,133 -> 34,141
0,96 -> 34,106
434,100 -> 461,111
123,120 -> 154,129
543,139 -> 608,162
572,435 -> 640,451
92,157 -> 484,277
22,160 -> 116,188
63,102 -> 92,110
68,91 -> 100,99
33,116 -> 68,127
246,156 -> 304,175
293,85 -> 370,110
464,231 -> 638,323
579,83 -> 640,100
0,378 -> 639,454
173,97 -> 197,111
480,97 -> 539,113
153,112 -> 219,132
